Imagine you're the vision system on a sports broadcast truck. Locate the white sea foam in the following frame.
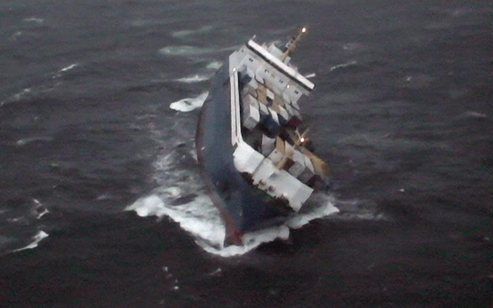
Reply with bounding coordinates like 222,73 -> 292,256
444,7 -> 476,17
60,63 -> 78,73
329,60 -> 358,72
159,46 -> 214,57
96,193 -> 114,200
463,111 -> 487,118
13,231 -> 49,252
206,61 -> 222,70
175,74 -> 211,83
199,226 -> 291,257
127,194 -> 226,246
10,31 -> 23,40
342,42 -> 365,51
159,45 -> 238,58
208,268 -> 222,276
23,17 -> 44,24
169,92 -> 208,112
189,149 -> 197,162
36,208 -> 49,219
198,199 -> 339,257
127,191 -> 338,257
32,198 -> 49,219
331,198 -> 387,221
16,136 -> 53,146
287,195 -> 339,229
172,25 -> 214,38
7,217 -> 25,223
0,88 -> 31,107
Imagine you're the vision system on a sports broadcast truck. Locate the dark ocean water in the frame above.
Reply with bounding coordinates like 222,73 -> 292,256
1,0 -> 492,306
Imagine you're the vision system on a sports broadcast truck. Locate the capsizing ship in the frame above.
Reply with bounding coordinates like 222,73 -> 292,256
196,28 -> 330,245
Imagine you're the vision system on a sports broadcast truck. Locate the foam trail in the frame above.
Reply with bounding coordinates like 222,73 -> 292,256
14,231 -> 49,252
175,74 -> 211,83
169,92 -> 208,112
329,60 -> 358,72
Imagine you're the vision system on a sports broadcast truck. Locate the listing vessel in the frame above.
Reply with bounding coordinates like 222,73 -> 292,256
196,28 -> 330,245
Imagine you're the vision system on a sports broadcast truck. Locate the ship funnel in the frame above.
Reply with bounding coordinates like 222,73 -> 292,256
282,26 -> 308,62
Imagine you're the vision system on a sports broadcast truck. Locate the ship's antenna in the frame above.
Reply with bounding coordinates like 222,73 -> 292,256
281,26 -> 308,62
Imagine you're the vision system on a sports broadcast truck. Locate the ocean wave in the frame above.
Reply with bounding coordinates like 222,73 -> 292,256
59,63 -> 78,73
342,42 -> 365,51
130,18 -> 169,27
174,74 -> 211,83
36,208 -> 49,219
200,194 -> 338,257
462,111 -> 487,119
13,231 -> 49,252
331,198 -> 387,221
169,92 -> 208,112
206,61 -> 222,70
172,25 -> 214,38
23,17 -> 44,24
16,136 -> 53,146
443,7 -> 477,17
0,88 -> 32,107
10,31 -> 23,40
127,190 -> 338,257
329,60 -> 358,72
159,45 -> 214,57
159,45 -> 239,58
32,198 -> 49,219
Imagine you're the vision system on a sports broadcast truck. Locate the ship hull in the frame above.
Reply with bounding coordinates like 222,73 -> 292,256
196,64 -> 291,245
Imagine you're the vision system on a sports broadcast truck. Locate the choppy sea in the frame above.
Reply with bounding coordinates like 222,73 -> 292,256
1,1 -> 492,305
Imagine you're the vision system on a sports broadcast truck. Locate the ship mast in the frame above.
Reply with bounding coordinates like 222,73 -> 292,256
281,26 -> 307,62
